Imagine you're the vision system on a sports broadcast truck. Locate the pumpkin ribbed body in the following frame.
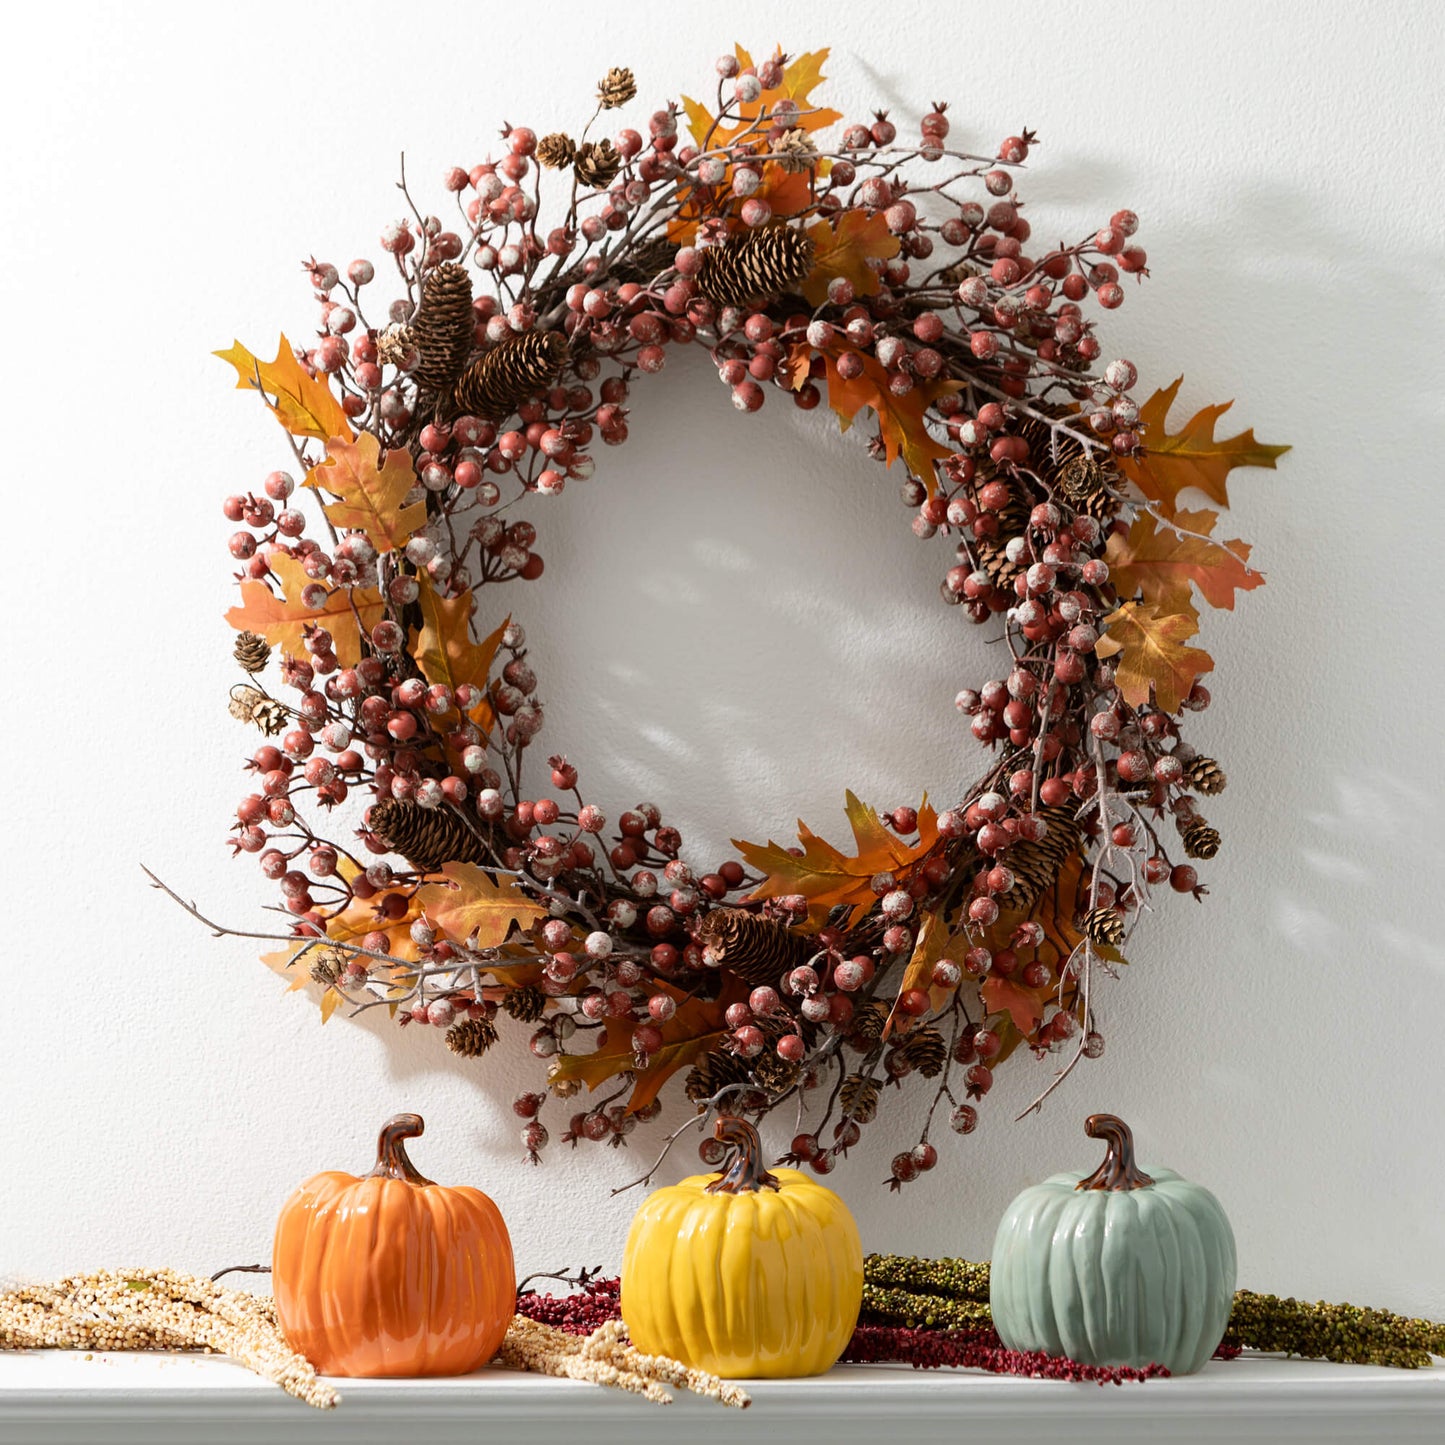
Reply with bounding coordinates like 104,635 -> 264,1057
272,1117 -> 514,1377
990,1164 -> 1236,1375
621,1166 -> 862,1378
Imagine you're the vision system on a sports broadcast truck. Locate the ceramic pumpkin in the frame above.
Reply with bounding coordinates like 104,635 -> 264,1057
621,1116 -> 862,1378
272,1113 -> 514,1377
990,1113 -> 1236,1375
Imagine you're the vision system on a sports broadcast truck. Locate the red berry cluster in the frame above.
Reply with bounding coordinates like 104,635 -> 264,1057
210,46 -> 1232,1184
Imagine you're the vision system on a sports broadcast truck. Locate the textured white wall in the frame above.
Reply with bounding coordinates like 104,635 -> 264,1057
4,0 -> 1443,1319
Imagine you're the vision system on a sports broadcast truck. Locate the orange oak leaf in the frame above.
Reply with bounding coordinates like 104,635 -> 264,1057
801,209 -> 901,306
981,974 -> 1054,1039
789,341 -> 962,491
548,976 -> 749,1114
1105,508 -> 1264,614
416,862 -> 548,949
1096,600 -> 1215,712
1117,377 -> 1289,515
883,908 -> 966,1039
414,580 -> 506,736
225,551 -> 384,668
215,335 -> 352,441
306,432 -> 426,555
734,790 -> 940,928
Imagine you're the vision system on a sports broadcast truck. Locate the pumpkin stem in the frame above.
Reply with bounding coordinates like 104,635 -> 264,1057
369,1113 -> 435,1185
704,1116 -> 781,1194
1076,1113 -> 1155,1192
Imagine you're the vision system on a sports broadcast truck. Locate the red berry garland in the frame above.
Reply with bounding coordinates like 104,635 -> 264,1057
195,44 -> 1287,1186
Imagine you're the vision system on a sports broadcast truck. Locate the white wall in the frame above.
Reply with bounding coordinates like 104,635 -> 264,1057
4,0 -> 1443,1319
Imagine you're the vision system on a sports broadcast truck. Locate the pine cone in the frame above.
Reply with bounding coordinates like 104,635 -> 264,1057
308,949 -> 342,986
574,139 -> 622,188
536,132 -> 577,170
695,907 -> 813,987
753,1048 -> 801,1094
694,226 -> 816,307
233,631 -> 271,673
893,1024 -> 947,1078
1084,906 -> 1126,948
446,1016 -> 498,1058
768,127 -> 819,173
848,999 -> 891,1048
1186,756 -> 1228,795
684,1047 -> 751,1104
596,67 -> 637,110
228,685 -> 287,736
369,798 -> 491,873
609,235 -> 679,287
407,261 -> 475,395
973,491 -> 1032,590
997,807 -> 1083,913
502,984 -> 546,1023
451,330 -> 568,422
1178,815 -> 1221,860
1057,455 -> 1118,516
840,1072 -> 881,1123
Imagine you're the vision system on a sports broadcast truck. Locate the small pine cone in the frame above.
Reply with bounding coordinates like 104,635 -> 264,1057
1178,815 -> 1221,860
893,1024 -> 947,1079
1084,906 -> 1126,948
768,127 -> 819,173
536,132 -> 577,170
973,492 -> 1032,590
684,1047 -> 751,1104
229,685 -> 288,736
753,1048 -> 801,1094
233,630 -> 271,674
407,261 -> 475,394
308,949 -> 343,986
849,999 -> 891,1047
694,225 -> 816,307
695,907 -> 813,987
369,797 -> 491,873
446,1016 -> 498,1058
574,139 -> 622,188
1186,756 -> 1228,795
1057,455 -> 1119,516
840,1072 -> 881,1123
596,66 -> 637,110
375,322 -> 415,367
452,330 -> 568,422
997,807 -> 1083,913
502,984 -> 546,1023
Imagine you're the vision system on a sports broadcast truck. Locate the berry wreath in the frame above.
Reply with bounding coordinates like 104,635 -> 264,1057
174,45 -> 1287,1190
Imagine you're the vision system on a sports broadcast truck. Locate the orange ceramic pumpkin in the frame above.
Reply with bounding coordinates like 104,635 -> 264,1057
272,1113 -> 514,1376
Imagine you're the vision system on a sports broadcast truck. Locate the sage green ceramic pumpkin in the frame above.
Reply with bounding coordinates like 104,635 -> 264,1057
990,1114 -> 1236,1374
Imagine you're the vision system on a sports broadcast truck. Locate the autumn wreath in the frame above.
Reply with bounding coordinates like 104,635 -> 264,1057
179,45 -> 1286,1188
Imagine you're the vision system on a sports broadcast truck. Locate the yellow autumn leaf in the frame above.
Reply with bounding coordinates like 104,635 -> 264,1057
801,209 -> 901,306
306,432 -> 426,555
215,335 -> 352,441
1096,600 -> 1215,712
416,862 -> 547,950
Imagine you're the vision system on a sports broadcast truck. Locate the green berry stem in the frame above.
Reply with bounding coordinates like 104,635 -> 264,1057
861,1282 -> 994,1331
864,1252 -> 992,1301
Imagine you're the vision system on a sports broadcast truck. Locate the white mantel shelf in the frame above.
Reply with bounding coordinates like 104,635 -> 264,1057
2,1350 -> 1443,1445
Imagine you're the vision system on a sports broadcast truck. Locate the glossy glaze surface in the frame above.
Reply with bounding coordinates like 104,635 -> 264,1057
990,1164 -> 1237,1375
621,1166 -> 862,1379
272,1118 -> 514,1378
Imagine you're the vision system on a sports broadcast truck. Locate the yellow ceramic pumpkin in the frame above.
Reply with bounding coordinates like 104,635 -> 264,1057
621,1116 -> 862,1378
